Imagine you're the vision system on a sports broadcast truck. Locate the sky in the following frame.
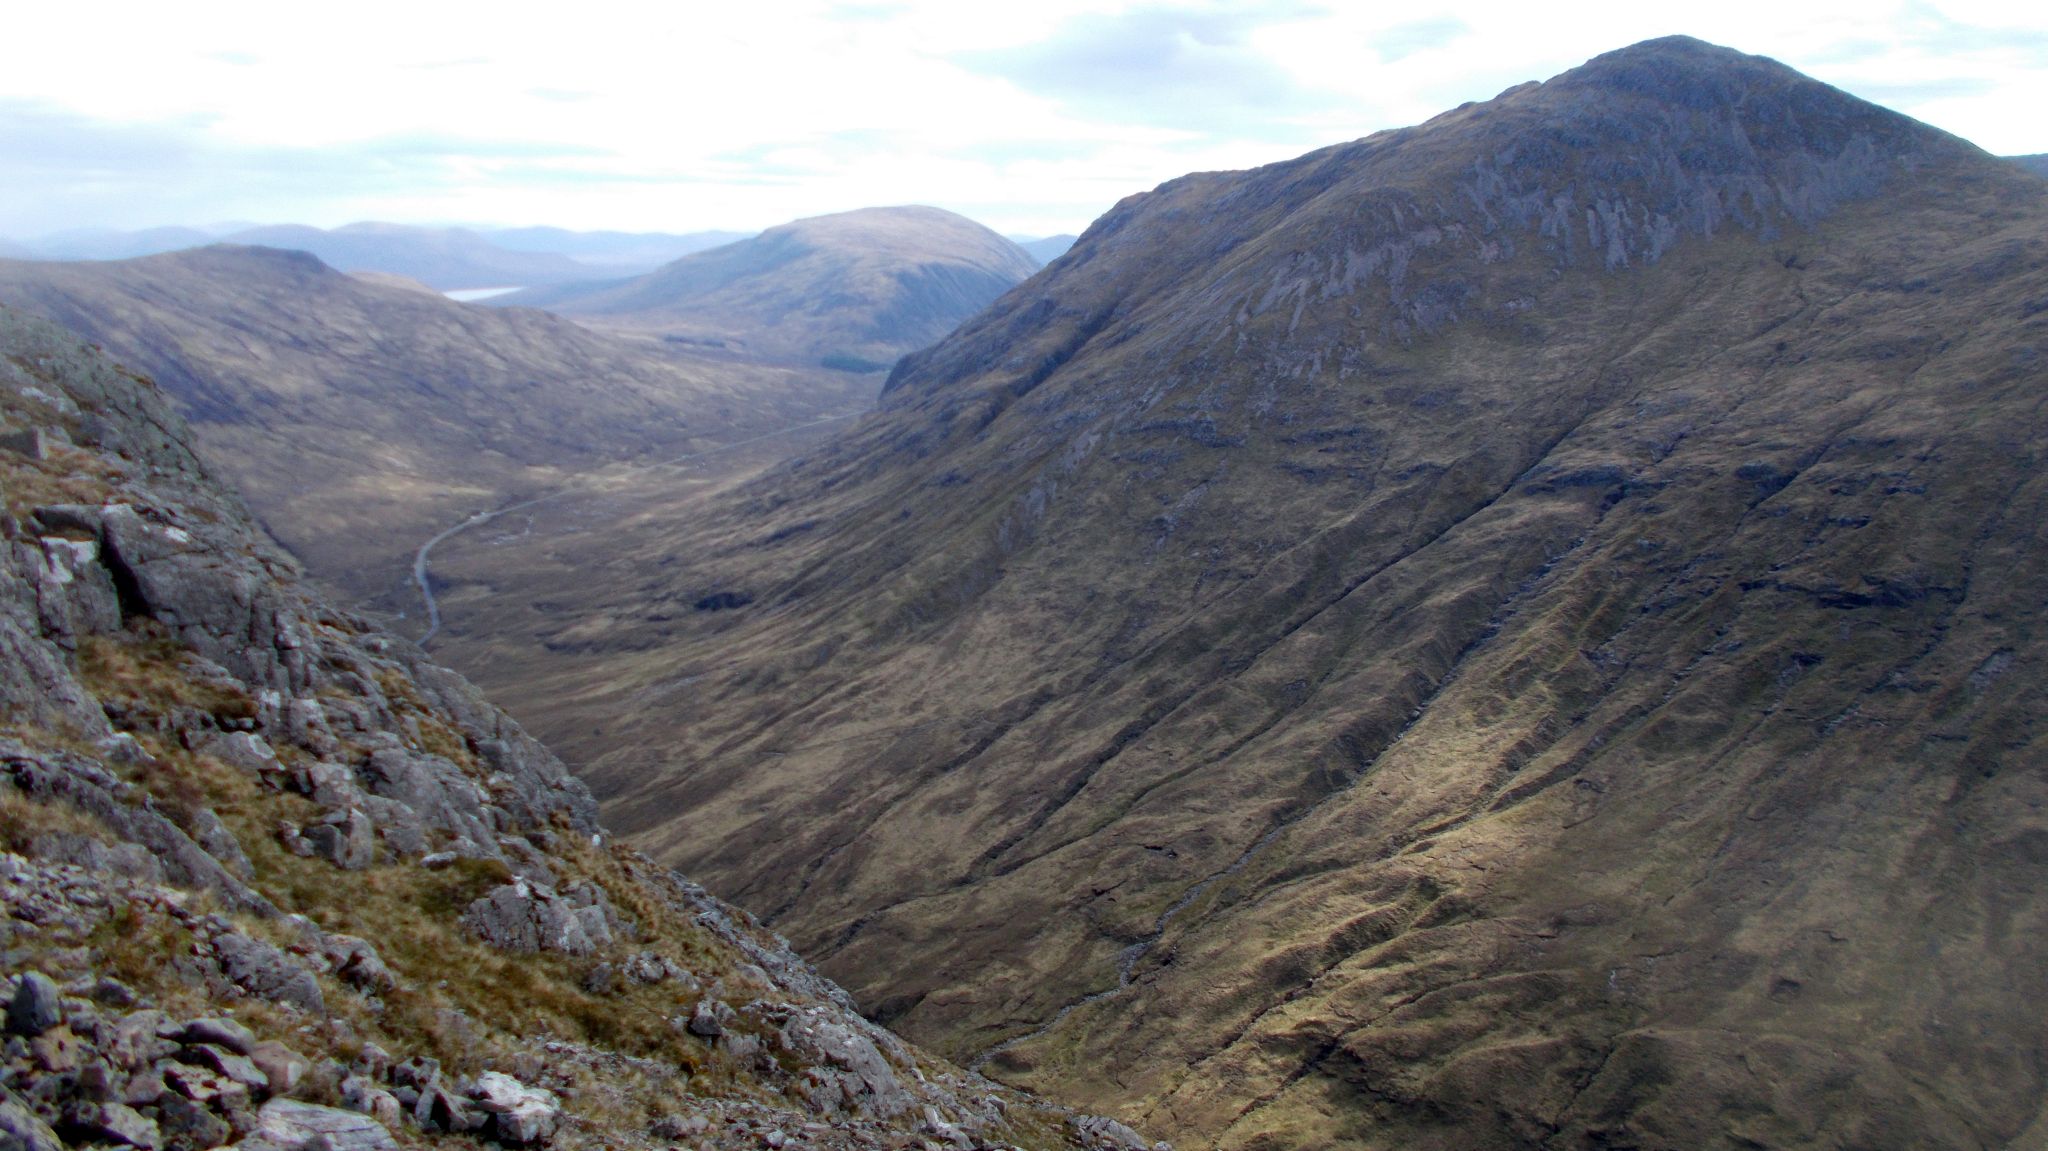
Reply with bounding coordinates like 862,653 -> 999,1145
2,0 -> 2045,241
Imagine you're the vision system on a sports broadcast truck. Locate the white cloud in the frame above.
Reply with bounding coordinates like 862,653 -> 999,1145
0,0 -> 2043,239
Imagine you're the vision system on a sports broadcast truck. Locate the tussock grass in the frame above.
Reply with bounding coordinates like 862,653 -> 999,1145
78,625 -> 258,723
0,786 -> 117,853
1,452 -> 118,522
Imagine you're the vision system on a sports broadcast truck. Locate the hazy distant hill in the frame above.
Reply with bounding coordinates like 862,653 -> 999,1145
0,244 -> 871,604
499,206 -> 1039,367
345,269 -> 443,296
2011,153 -> 2048,177
8,222 -> 774,285
481,225 -> 755,272
1011,234 -> 1077,264
454,38 -> 2048,1150
26,225 -> 218,260
218,222 -> 592,289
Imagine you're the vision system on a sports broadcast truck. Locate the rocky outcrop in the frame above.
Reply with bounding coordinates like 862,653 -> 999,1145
0,305 -> 1159,1151
460,880 -> 611,956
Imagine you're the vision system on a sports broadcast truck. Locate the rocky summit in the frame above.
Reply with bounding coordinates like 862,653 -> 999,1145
0,307 -> 1159,1151
442,37 -> 2048,1149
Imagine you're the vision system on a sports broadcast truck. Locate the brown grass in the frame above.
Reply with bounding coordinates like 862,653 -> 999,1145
0,786 -> 117,853
1,453 -> 119,522
78,626 -> 258,723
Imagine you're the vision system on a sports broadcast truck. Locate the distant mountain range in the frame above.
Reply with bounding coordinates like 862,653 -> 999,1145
2012,154 -> 2048,177
496,206 -> 1041,367
0,217 -> 1077,291
217,223 -> 595,290
0,222 -> 769,290
480,225 -> 754,271
17,224 -> 224,260
1009,234 -> 1078,264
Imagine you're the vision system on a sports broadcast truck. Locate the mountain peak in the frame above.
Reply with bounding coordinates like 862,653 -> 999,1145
545,37 -> 2048,1151
1556,32 -> 1908,119
500,205 -> 1037,365
885,37 -> 1988,412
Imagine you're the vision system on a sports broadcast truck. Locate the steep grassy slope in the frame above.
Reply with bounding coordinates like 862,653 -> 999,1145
500,207 -> 1038,366
447,38 -> 2048,1148
0,246 -> 872,608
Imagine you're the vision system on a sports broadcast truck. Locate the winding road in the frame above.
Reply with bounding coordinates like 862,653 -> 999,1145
411,412 -> 861,646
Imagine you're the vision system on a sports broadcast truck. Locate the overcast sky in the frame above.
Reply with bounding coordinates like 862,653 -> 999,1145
3,1 -> 2044,240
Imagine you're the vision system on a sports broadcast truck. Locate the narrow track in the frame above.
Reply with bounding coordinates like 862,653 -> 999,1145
411,412 -> 860,645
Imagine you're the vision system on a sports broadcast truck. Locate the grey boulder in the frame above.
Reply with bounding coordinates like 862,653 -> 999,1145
60,1103 -> 159,1150
301,809 -> 374,870
467,1072 -> 561,1145
6,972 -> 62,1036
462,880 -> 607,956
211,933 -> 324,1013
168,1016 -> 255,1055
243,1099 -> 396,1151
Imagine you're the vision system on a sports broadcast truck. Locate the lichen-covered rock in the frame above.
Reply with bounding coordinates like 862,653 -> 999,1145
466,1072 -> 561,1146
183,809 -> 252,879
209,933 -> 323,1014
183,1043 -> 267,1093
248,1041 -> 308,1097
300,808 -> 374,870
317,934 -> 395,994
167,1017 -> 254,1055
775,1010 -> 913,1120
243,1099 -> 397,1151
1072,1115 -> 1153,1151
460,880 -> 606,956
361,749 -> 499,859
206,732 -> 285,784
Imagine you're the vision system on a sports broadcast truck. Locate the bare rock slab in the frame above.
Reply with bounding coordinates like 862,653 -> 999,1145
244,1099 -> 397,1151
